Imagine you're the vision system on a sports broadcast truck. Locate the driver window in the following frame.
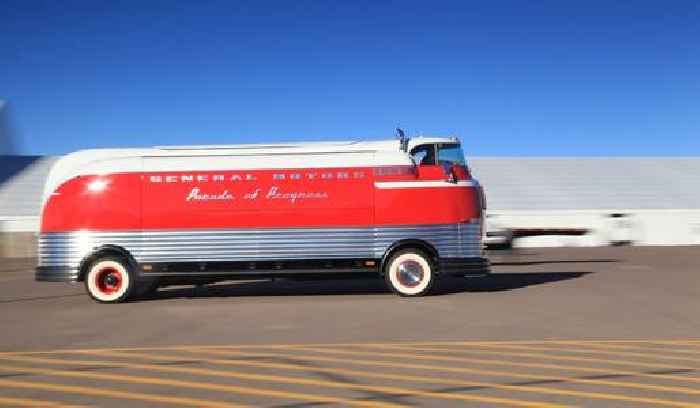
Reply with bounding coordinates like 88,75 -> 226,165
410,145 -> 436,165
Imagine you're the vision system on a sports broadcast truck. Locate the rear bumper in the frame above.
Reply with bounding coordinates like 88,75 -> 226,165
439,257 -> 490,277
36,266 -> 79,282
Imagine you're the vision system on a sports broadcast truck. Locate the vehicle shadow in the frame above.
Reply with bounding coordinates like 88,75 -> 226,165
491,259 -> 617,267
140,271 -> 592,301
433,271 -> 592,294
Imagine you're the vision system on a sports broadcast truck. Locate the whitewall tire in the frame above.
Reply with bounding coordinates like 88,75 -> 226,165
85,257 -> 134,303
385,249 -> 435,297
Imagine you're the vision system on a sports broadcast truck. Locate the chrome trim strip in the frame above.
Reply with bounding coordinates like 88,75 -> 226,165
38,223 -> 482,269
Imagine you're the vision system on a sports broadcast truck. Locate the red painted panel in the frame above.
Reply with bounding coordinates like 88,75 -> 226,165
41,166 -> 482,232
415,164 -> 472,181
416,165 -> 447,180
375,185 -> 481,225
141,167 -> 375,229
41,173 -> 142,232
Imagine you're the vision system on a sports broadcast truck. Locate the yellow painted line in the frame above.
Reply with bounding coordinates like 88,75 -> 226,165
285,345 -> 653,375
0,364 -> 405,408
0,378 -> 245,408
0,396 -> 88,407
0,354 -> 563,408
267,345 -> 700,386
2,339 -> 700,357
119,348 -> 700,406
180,347 -> 700,407
561,342 -> 700,356
363,344 -> 697,372
457,342 -> 700,364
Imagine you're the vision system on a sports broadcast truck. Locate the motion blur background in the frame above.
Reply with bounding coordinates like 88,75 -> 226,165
2,0 -> 699,257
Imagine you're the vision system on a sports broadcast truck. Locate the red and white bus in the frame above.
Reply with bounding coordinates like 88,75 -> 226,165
36,134 -> 489,302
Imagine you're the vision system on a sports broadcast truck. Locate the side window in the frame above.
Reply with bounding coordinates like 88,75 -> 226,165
410,145 -> 436,165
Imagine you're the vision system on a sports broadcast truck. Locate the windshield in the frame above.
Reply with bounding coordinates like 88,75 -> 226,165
438,144 -> 466,166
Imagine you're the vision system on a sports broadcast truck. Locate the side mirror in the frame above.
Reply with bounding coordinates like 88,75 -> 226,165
440,162 -> 458,183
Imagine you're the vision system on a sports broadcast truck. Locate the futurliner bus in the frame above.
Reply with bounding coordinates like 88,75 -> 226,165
36,132 -> 489,302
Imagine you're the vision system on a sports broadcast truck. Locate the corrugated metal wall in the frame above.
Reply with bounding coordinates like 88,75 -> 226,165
470,158 -> 700,210
0,156 -> 58,218
2,156 -> 700,219
1,155 -> 699,255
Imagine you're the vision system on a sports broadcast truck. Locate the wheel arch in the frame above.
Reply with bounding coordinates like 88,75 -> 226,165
380,239 -> 439,276
78,244 -> 138,282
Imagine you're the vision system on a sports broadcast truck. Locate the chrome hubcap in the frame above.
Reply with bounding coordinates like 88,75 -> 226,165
397,260 -> 424,287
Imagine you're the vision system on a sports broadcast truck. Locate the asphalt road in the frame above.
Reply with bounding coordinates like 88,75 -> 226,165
0,246 -> 699,407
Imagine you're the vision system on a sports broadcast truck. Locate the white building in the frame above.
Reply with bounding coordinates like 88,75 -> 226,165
471,157 -> 700,247
1,155 -> 699,256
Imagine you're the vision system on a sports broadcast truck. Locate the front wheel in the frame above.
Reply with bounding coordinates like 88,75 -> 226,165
384,249 -> 436,297
85,257 -> 135,303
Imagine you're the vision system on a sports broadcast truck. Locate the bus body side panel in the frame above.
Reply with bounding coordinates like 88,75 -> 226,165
373,183 -> 484,262
40,173 -> 142,232
372,161 -> 486,271
36,154 -> 488,281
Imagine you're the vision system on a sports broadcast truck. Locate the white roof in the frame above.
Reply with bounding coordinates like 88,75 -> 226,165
156,137 -> 460,154
40,138 -> 442,207
407,136 -> 460,150
153,139 -> 402,154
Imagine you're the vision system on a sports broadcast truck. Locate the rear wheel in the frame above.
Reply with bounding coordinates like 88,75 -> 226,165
85,257 -> 135,303
384,249 -> 435,297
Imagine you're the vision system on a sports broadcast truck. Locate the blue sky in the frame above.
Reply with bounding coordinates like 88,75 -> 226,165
1,0 -> 699,156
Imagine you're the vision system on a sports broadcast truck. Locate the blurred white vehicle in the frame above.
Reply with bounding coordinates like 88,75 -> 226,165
485,215 -> 514,249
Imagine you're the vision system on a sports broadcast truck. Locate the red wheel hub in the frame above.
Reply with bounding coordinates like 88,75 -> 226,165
95,267 -> 122,294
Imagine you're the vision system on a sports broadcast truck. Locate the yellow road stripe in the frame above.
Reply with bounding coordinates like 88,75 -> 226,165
127,348 -> 700,406
565,342 -> 700,355
180,347 -> 700,407
458,342 -> 700,364
0,353 -> 564,408
0,396 -> 88,408
4,344 -> 700,407
0,364 -> 400,408
2,340 -> 700,356
265,345 -> 700,387
284,345 -> 667,375
0,378 -> 245,408
363,344 -> 698,371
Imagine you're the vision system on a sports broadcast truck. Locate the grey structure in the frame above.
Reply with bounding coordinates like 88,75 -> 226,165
0,156 -> 58,218
3,156 -> 700,217
3,155 -> 700,254
0,156 -> 59,257
470,158 -> 700,210
3,156 -> 700,219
